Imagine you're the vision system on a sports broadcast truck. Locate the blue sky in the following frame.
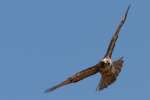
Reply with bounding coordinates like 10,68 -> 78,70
0,0 -> 150,100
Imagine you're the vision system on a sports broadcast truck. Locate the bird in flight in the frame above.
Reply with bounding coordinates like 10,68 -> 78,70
45,5 -> 130,93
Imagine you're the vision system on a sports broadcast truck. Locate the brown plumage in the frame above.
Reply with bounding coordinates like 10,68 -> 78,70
45,5 -> 130,93
45,64 -> 100,93
97,57 -> 124,90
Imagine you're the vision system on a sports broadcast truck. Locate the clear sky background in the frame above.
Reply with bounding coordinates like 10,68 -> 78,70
0,0 -> 149,100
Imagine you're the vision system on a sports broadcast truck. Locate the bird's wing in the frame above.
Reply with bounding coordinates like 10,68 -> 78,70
104,5 -> 130,58
112,57 -> 124,77
97,57 -> 124,91
45,64 -> 100,93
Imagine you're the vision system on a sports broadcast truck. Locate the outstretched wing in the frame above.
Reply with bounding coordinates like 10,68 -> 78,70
104,5 -> 130,58
45,64 -> 100,93
112,57 -> 124,77
97,57 -> 124,91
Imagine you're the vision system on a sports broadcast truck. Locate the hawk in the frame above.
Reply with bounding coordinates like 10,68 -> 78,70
45,5 -> 130,93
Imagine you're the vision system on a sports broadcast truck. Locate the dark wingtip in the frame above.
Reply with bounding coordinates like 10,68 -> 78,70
44,87 -> 56,93
127,4 -> 131,11
124,4 -> 131,21
44,89 -> 52,93
126,4 -> 131,15
96,86 -> 103,91
44,80 -> 70,93
44,89 -> 50,93
44,84 -> 63,93
96,85 -> 107,92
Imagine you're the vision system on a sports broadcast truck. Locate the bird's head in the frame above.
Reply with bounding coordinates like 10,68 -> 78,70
101,57 -> 112,67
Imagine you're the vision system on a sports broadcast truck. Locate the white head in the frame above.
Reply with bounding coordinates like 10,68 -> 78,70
101,57 -> 112,66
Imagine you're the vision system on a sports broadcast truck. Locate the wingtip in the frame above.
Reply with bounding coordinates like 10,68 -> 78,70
122,4 -> 131,21
96,86 -> 105,92
44,88 -> 54,93
44,80 -> 70,93
44,89 -> 50,93
96,83 -> 106,92
126,4 -> 131,14
128,4 -> 131,10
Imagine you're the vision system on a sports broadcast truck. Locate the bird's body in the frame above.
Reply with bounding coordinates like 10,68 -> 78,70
45,5 -> 130,93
